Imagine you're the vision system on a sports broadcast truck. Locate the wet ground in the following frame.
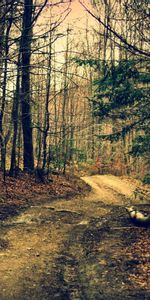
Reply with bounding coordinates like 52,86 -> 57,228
0,175 -> 150,300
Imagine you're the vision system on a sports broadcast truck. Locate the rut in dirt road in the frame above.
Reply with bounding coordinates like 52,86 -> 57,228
0,175 -> 150,300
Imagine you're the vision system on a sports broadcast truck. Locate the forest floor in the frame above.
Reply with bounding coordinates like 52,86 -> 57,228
0,173 -> 150,300
0,171 -> 90,221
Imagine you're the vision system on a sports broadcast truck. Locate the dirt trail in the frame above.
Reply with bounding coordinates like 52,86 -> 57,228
0,175 -> 149,300
82,175 -> 135,204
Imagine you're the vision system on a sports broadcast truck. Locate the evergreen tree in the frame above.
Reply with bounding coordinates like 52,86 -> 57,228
92,59 -> 149,171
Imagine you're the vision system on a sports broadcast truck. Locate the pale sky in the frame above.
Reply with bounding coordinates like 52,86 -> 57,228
34,0 -> 96,66
38,0 -> 93,29
64,0 -> 95,27
67,0 -> 88,22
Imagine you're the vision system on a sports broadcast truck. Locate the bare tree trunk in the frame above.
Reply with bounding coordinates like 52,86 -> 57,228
0,11 -> 12,179
85,19 -> 95,160
68,89 -> 74,161
53,50 -> 59,169
42,32 -> 52,171
21,0 -> 34,171
17,120 -> 22,168
61,27 -> 70,174
9,49 -> 21,176
0,0 -> 5,77
36,91 -> 42,169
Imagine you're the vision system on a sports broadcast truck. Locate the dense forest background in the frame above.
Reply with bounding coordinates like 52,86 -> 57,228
0,0 -> 149,182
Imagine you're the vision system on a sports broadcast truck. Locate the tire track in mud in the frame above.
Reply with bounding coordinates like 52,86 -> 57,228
51,206 -> 150,300
0,175 -> 150,300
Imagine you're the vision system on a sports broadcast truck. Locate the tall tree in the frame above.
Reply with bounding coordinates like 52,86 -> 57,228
0,0 -> 14,178
21,0 -> 34,171
0,0 -> 6,176
9,48 -> 21,176
42,29 -> 52,171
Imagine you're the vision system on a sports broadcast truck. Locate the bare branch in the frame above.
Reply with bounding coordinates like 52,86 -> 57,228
79,0 -> 150,58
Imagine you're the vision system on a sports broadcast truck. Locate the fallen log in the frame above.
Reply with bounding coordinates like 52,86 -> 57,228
126,206 -> 150,226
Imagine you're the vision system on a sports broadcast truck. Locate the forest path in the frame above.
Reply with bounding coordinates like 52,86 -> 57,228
0,175 -> 149,300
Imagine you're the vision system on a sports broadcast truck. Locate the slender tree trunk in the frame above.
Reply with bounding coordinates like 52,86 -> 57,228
53,50 -> 59,168
0,13 -> 12,178
0,0 -> 5,78
68,90 -> 74,161
9,51 -> 21,176
42,33 -> 52,171
36,90 -> 42,168
62,27 -> 70,174
17,120 -> 22,168
85,20 -> 95,160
